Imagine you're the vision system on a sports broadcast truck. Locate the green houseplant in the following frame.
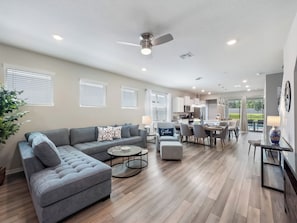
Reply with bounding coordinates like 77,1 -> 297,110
0,86 -> 28,185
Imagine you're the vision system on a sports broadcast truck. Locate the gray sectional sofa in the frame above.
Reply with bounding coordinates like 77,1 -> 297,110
18,125 -> 147,223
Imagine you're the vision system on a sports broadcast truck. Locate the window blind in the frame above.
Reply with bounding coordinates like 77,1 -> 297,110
121,87 -> 137,108
5,67 -> 54,106
80,79 -> 106,107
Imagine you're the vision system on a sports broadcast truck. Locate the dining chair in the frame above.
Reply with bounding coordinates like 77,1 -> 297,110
180,123 -> 193,143
193,124 -> 209,145
228,120 -> 239,141
214,125 -> 229,147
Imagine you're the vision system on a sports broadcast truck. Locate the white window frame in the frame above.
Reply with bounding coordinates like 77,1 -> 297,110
4,64 -> 54,106
151,91 -> 168,122
79,79 -> 107,108
121,86 -> 138,109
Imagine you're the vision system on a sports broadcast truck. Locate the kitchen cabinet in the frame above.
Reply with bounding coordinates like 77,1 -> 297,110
173,97 -> 184,112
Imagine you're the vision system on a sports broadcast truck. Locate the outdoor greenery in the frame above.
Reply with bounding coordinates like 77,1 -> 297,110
229,113 -> 264,121
228,98 -> 264,111
228,98 -> 264,121
0,86 -> 28,144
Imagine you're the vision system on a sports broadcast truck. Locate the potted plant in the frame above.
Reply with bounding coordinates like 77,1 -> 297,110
0,86 -> 28,185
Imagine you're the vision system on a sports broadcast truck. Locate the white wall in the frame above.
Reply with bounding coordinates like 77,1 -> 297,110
0,43 -> 190,172
281,12 -> 297,151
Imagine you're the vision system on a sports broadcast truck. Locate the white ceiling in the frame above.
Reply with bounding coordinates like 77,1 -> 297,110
0,0 -> 296,94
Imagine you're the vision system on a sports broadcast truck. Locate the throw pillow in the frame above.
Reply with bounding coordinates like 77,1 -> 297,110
102,127 -> 113,141
28,132 -> 44,146
129,124 -> 139,136
121,125 -> 131,138
112,126 -> 122,139
159,128 -> 174,136
32,134 -> 61,167
97,127 -> 104,141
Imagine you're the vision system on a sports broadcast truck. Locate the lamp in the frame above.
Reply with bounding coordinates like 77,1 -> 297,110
142,115 -> 152,133
140,39 -> 152,55
267,116 -> 281,144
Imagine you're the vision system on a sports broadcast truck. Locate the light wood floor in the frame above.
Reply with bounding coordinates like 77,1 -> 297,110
0,132 -> 289,223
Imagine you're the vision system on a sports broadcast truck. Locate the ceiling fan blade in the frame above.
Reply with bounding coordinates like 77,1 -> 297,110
152,33 -> 173,46
116,41 -> 140,47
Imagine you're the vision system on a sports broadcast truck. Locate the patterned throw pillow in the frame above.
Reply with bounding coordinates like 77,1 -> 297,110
112,126 -> 122,139
97,127 -> 104,141
103,127 -> 113,141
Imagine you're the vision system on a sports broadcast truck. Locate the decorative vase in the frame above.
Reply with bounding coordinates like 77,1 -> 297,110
269,127 -> 281,144
0,166 -> 6,186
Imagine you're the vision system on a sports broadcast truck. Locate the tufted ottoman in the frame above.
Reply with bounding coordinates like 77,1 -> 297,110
29,145 -> 111,223
160,141 -> 183,160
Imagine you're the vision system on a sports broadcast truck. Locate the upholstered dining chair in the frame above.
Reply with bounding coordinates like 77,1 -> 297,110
228,120 -> 239,141
214,125 -> 229,147
193,124 -> 209,145
180,123 -> 194,143
156,122 -> 179,152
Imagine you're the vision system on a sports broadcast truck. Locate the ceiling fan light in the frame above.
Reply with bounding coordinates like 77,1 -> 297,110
141,46 -> 152,55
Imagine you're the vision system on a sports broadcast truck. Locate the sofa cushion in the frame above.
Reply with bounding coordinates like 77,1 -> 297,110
70,127 -> 97,145
30,145 -> 111,207
73,136 -> 143,156
32,134 -> 61,167
121,125 -> 131,138
130,125 -> 139,136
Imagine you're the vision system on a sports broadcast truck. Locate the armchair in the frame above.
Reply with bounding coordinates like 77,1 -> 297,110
156,122 -> 180,151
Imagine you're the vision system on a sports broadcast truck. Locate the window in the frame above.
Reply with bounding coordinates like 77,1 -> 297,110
228,99 -> 241,120
5,65 -> 54,106
121,87 -> 138,109
246,97 -> 264,132
151,91 -> 168,122
80,79 -> 106,107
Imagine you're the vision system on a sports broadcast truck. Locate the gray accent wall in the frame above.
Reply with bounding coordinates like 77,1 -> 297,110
264,73 -> 283,135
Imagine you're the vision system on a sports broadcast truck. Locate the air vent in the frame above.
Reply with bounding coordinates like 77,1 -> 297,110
180,52 -> 194,59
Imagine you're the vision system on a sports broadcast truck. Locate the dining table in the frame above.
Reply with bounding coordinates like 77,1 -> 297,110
203,125 -> 225,147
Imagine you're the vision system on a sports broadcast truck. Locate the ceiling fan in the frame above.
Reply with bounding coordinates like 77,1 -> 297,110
117,32 -> 174,55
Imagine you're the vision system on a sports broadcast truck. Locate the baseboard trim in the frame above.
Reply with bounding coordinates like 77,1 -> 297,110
6,167 -> 23,175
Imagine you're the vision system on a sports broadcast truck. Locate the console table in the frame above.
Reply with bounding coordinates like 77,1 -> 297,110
260,137 -> 292,192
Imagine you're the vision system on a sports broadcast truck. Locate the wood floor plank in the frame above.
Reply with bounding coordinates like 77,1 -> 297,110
0,132 -> 288,223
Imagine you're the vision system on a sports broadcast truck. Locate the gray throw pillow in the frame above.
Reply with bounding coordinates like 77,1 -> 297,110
130,125 -> 139,136
121,125 -> 131,138
32,134 -> 61,167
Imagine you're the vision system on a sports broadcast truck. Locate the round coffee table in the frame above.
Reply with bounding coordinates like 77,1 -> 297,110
107,145 -> 142,178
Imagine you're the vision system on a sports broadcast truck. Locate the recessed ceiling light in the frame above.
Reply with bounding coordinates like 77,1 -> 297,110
245,85 -> 250,88
192,86 -> 196,89
52,34 -> 63,41
242,80 -> 247,83
141,67 -> 147,72
234,84 -> 241,88
226,39 -> 237,45
208,92 -> 211,95
201,89 -> 205,93
247,89 -> 251,91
